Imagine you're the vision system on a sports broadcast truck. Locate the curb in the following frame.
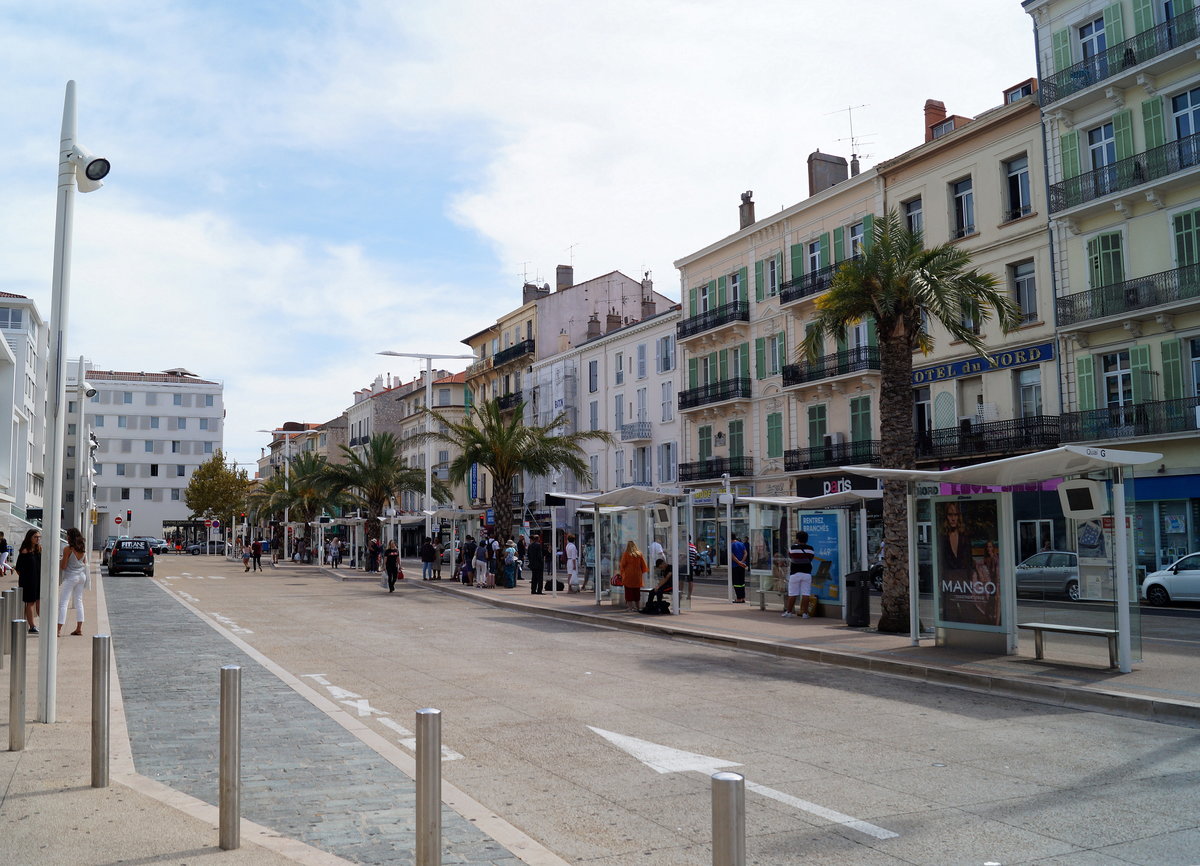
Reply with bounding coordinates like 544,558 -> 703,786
418,580 -> 1200,729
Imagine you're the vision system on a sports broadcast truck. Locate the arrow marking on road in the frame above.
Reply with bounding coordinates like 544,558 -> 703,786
588,727 -> 898,841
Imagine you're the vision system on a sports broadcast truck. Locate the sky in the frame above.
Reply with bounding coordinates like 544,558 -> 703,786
0,0 -> 1036,472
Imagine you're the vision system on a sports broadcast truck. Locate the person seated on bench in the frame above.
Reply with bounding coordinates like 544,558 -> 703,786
649,559 -> 673,605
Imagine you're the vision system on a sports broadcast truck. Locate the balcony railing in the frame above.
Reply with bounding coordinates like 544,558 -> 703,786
676,300 -> 750,340
782,347 -> 880,387
916,415 -> 1060,461
620,421 -> 652,442
1061,395 -> 1200,443
785,440 -> 879,472
679,456 -> 754,482
678,377 -> 752,410
1057,262 -> 1200,326
465,356 -> 492,378
779,263 -> 837,304
494,339 -> 535,367
1049,132 -> 1200,213
1040,8 -> 1200,105
496,391 -> 523,411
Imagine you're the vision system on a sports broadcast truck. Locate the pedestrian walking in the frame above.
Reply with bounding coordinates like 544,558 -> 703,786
330,538 -> 342,569
461,535 -> 477,584
565,534 -> 579,592
251,539 -> 263,572
420,537 -> 436,580
784,531 -> 816,618
731,534 -> 748,603
272,541 -> 281,567
527,533 -> 545,594
384,540 -> 400,592
15,528 -> 42,633
617,540 -> 647,611
473,533 -> 490,587
57,527 -> 89,636
242,542 -> 252,572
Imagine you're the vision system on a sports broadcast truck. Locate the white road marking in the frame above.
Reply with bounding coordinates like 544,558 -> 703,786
301,674 -> 331,685
340,698 -> 389,717
589,726 -> 898,840
209,612 -> 253,634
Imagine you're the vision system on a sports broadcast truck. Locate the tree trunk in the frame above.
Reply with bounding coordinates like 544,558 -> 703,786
492,474 -> 514,544
877,329 -> 918,633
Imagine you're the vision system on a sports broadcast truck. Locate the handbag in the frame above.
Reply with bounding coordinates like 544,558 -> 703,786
611,574 -> 623,587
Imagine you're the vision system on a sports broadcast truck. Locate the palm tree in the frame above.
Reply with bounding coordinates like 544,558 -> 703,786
413,399 -> 612,542
246,473 -> 287,548
801,209 -> 1022,633
323,433 -> 442,544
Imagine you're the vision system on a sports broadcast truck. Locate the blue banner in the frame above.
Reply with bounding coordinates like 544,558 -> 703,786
912,342 -> 1054,385
799,511 -> 841,604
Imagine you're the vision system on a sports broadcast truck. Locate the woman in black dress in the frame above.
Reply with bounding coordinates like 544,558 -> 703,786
15,528 -> 42,634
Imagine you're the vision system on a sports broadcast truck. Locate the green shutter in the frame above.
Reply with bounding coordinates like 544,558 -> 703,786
790,244 -> 804,282
1162,339 -> 1185,400
1112,110 -> 1134,161
754,260 -> 765,302
740,342 -> 750,379
767,413 -> 782,459
1052,28 -> 1072,74
1132,0 -> 1155,33
862,213 -> 875,252
707,280 -> 717,309
738,267 -> 748,301
1061,132 -> 1081,179
718,350 -> 728,383
717,275 -> 727,307
729,420 -> 744,459
818,233 -> 830,268
776,330 -> 786,372
1142,97 -> 1166,150
1175,209 -> 1200,267
1130,344 -> 1152,403
835,331 -> 847,355
699,425 -> 712,461
755,337 -> 766,380
688,358 -> 698,389
688,287 -> 697,318
1076,355 -> 1096,411
1104,3 -> 1126,44
833,226 -> 845,263
1088,233 -> 1125,287
866,316 -> 878,347
1180,0 -> 1195,14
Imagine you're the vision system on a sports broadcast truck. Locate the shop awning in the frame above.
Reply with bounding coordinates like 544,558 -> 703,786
844,445 -> 1160,487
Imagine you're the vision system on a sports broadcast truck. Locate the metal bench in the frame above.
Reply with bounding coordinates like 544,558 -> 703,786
1017,622 -> 1118,668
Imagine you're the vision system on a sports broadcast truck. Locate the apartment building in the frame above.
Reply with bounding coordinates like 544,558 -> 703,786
344,373 -> 426,456
0,292 -> 48,534
83,365 -> 224,541
396,370 -> 471,516
1027,0 -> 1200,572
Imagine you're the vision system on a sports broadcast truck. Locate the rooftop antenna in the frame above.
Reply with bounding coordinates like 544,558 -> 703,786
519,261 -> 531,283
828,104 -> 875,161
566,242 -> 579,266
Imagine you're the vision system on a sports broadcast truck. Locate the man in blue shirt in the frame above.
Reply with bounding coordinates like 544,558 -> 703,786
731,535 -> 748,603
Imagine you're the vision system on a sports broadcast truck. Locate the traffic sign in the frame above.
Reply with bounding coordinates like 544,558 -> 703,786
204,519 -> 213,527
212,519 -> 221,528
114,517 -> 123,525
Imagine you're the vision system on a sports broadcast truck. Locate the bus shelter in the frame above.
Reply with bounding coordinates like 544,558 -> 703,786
558,487 -> 687,613
849,445 -> 1159,672
739,490 -> 882,620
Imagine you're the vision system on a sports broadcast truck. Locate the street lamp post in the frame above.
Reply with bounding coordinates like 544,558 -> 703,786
719,473 -> 734,603
39,80 -> 110,724
378,351 -> 474,540
257,429 -> 300,559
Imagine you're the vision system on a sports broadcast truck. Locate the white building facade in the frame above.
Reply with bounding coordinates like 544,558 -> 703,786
0,292 -> 49,534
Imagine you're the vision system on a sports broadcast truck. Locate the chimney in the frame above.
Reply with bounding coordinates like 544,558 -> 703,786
606,307 -> 622,334
522,281 -> 550,303
558,330 -> 570,352
924,99 -> 947,142
807,150 -> 849,196
556,264 -> 574,292
641,296 -> 656,319
739,191 -> 756,229
850,154 -> 860,177
586,313 -> 602,340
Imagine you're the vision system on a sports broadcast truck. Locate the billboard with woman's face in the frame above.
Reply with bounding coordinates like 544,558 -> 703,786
935,498 -> 1002,629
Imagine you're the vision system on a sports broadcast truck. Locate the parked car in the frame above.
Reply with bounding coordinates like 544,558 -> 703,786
440,544 -> 462,564
135,536 -> 170,555
1141,552 -> 1200,606
1015,551 -> 1079,600
187,540 -> 227,555
108,538 -> 154,576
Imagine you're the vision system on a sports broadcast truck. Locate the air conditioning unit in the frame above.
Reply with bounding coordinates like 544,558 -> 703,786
959,416 -> 974,433
824,432 -> 846,447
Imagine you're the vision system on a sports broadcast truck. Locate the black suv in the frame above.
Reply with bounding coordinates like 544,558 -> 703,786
109,538 -> 154,576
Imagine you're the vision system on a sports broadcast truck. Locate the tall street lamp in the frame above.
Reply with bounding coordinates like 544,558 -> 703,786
257,428 -> 301,559
39,80 -> 110,723
378,351 -> 474,539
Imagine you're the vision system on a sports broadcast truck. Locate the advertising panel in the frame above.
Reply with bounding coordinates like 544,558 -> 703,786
934,497 -> 1003,630
799,511 -> 842,604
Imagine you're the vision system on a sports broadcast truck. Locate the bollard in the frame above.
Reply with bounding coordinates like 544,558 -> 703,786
219,665 -> 241,850
91,635 -> 111,787
0,591 -> 9,668
711,771 -> 745,866
415,708 -> 442,866
9,619 -> 27,752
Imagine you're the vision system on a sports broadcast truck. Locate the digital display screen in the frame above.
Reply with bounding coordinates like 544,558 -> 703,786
1065,487 -> 1095,511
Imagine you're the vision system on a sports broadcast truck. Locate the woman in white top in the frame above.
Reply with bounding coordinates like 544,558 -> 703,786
58,527 -> 89,637
565,534 -> 579,590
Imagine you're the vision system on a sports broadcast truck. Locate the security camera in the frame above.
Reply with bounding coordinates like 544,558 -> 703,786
69,145 -> 110,193
84,386 -> 97,398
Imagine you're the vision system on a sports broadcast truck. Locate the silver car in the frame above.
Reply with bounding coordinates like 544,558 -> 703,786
1015,551 -> 1079,601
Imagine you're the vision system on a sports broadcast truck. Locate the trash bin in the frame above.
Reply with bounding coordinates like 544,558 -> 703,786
844,571 -> 871,627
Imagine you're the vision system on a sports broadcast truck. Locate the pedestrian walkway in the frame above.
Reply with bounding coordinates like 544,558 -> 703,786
402,563 -> 1200,728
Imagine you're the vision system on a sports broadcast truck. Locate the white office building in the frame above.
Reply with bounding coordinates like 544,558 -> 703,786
0,292 -> 49,536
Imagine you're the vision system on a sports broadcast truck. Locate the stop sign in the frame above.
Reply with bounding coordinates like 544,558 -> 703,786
114,517 -> 123,525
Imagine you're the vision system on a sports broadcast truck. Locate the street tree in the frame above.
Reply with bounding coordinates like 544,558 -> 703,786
414,400 -> 613,543
184,450 -> 252,525
801,209 -> 1022,632
322,433 -> 441,544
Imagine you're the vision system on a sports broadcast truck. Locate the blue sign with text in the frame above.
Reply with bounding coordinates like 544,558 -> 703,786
912,342 -> 1054,385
